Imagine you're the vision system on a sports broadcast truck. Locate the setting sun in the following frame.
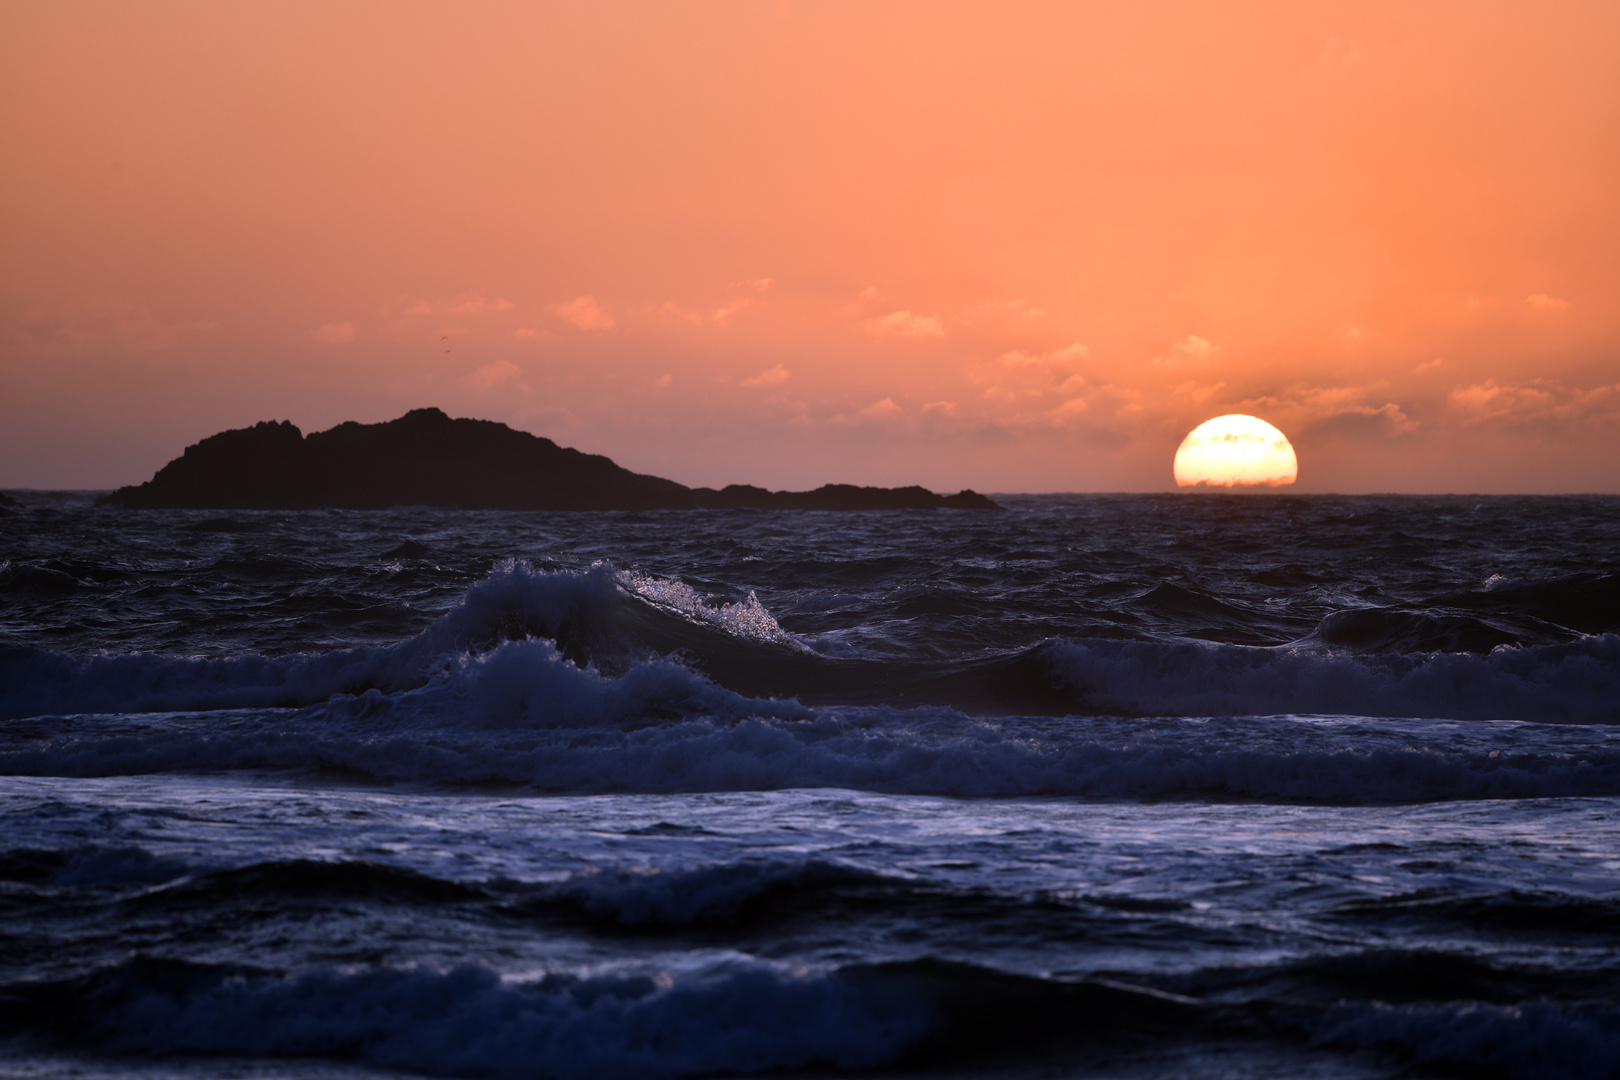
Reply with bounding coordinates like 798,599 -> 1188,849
1173,414 -> 1298,488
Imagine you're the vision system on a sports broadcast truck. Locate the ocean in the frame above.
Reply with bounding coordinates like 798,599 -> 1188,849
1,492 -> 1618,1079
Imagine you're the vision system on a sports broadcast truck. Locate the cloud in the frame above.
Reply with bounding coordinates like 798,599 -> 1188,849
970,298 -> 1047,324
742,363 -> 790,388
546,296 -> 614,330
1226,383 -> 1417,442
1450,378 -> 1620,426
510,327 -> 544,340
713,297 -> 754,325
1305,402 -> 1418,440
710,280 -> 774,326
999,343 -> 1089,367
655,373 -> 673,389
867,311 -> 945,338
8,303 -> 188,353
468,358 -> 521,391
1048,397 -> 1090,422
1413,358 -> 1447,374
1153,335 -> 1220,367
400,294 -> 515,317
922,400 -> 957,416
449,295 -> 515,315
659,302 -> 705,325
1171,380 -> 1226,404
858,397 -> 903,421
1526,293 -> 1571,311
311,322 -> 356,344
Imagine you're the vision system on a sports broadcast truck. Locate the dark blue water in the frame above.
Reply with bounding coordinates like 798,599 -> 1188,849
3,493 -> 1619,1079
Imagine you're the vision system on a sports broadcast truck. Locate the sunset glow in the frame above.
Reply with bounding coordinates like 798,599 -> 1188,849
2,2 -> 1618,492
1174,415 -> 1299,488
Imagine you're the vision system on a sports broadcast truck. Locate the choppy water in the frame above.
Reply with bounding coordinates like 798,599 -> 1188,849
2,492 -> 1618,1079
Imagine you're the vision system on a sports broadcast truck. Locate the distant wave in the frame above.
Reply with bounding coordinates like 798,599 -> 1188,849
1046,634 -> 1620,724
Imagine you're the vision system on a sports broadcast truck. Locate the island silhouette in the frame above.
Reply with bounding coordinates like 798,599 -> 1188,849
97,408 -> 1001,511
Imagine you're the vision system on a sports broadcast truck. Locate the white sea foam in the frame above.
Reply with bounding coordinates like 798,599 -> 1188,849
614,567 -> 800,647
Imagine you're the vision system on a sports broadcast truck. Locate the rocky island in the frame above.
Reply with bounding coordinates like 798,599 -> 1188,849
97,408 -> 1002,511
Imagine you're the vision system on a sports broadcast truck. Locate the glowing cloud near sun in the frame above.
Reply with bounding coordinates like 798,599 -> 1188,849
1174,414 -> 1298,488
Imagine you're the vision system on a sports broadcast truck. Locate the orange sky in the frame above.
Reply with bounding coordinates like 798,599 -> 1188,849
3,1 -> 1618,492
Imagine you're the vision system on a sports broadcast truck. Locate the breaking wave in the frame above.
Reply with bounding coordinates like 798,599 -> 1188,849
3,561 -> 1619,800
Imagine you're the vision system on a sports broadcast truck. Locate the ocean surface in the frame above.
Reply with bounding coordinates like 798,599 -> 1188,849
2,491 -> 1619,1080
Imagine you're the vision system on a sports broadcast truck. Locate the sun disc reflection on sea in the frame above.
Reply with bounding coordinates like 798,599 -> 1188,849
1174,414 -> 1298,488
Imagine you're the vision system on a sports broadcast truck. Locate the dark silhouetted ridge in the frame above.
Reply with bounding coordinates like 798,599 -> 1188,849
96,409 -> 1001,511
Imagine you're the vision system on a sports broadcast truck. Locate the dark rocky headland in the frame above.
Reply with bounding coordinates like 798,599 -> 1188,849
97,409 -> 1001,512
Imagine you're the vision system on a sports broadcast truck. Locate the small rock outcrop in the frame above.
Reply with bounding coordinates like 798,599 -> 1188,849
96,409 -> 1002,512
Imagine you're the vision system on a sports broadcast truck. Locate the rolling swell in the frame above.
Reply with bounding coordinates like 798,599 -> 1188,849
0,956 -> 935,1080
5,951 -> 1613,1080
0,955 -> 1237,1079
4,561 -> 1620,800
4,667 -> 1619,799
7,559 -> 1620,726
1046,634 -> 1620,723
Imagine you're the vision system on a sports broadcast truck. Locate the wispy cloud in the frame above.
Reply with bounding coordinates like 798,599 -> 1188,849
449,295 -> 515,315
659,302 -> 705,325
1230,384 -> 1417,440
999,343 -> 1089,367
400,294 -> 514,316
1526,293 -> 1571,311
742,364 -> 790,388
857,397 -> 903,421
713,297 -> 754,325
867,311 -> 945,338
468,358 -> 521,391
1153,334 -> 1220,367
711,279 -> 773,326
7,302 -> 197,353
546,296 -> 614,330
1451,378 -> 1620,426
1305,402 -> 1419,439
